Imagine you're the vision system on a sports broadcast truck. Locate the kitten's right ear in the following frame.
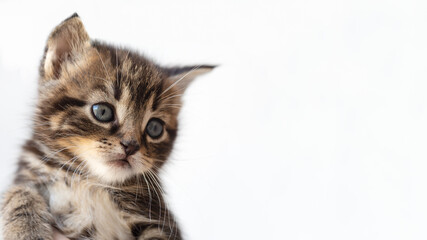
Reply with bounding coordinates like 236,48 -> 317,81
41,13 -> 90,79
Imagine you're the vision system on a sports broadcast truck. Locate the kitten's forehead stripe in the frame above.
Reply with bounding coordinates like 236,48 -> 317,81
113,73 -> 122,101
109,47 -> 122,101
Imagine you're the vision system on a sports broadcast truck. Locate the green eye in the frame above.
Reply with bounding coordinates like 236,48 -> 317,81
146,118 -> 164,139
92,103 -> 114,122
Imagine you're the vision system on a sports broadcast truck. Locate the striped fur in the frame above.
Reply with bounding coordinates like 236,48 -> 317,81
1,13 -> 214,240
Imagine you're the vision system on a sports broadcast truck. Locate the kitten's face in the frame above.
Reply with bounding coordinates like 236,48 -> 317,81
34,14 -> 213,184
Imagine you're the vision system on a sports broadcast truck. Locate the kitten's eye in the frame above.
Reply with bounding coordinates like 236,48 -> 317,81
92,103 -> 114,122
146,118 -> 164,139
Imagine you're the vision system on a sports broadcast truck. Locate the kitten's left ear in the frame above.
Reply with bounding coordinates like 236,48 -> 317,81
41,13 -> 90,79
162,65 -> 216,93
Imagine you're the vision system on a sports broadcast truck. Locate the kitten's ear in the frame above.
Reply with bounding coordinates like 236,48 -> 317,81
41,13 -> 90,79
162,65 -> 216,93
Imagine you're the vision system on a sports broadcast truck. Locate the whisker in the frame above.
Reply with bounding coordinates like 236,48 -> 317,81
87,75 -> 110,83
94,48 -> 111,81
158,92 -> 183,102
159,65 -> 201,97
141,172 -> 153,220
145,169 -> 168,232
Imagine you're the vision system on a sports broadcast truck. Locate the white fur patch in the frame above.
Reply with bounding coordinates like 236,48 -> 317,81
48,181 -> 135,239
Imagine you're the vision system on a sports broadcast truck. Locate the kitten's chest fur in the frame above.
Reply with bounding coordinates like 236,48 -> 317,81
48,180 -> 136,240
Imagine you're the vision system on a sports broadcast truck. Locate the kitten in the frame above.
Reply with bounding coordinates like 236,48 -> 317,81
1,13 -> 214,240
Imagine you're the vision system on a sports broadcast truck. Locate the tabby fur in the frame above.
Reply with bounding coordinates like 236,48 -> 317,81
1,13 -> 214,240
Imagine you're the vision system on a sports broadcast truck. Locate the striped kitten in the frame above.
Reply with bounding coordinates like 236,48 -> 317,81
1,13 -> 214,240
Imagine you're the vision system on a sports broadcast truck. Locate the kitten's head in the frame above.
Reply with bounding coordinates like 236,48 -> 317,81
34,13 -> 214,184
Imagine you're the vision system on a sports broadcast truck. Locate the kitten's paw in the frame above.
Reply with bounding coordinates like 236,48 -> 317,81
1,185 -> 54,240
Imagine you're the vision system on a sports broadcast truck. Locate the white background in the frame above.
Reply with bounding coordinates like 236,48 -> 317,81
1,0 -> 427,239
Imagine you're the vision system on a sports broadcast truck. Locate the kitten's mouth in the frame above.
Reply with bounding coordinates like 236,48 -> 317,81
108,158 -> 131,168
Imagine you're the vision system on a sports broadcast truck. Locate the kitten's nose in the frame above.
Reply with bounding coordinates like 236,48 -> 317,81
120,139 -> 140,156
